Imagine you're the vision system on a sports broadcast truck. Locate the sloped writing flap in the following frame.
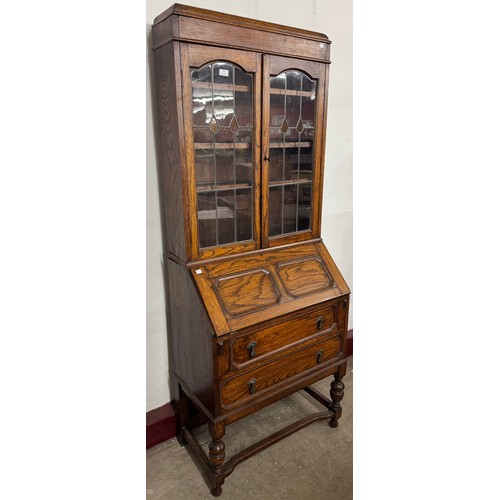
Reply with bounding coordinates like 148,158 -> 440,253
191,242 -> 350,335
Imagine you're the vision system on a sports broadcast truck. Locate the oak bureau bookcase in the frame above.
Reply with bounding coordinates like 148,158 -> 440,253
151,4 -> 350,496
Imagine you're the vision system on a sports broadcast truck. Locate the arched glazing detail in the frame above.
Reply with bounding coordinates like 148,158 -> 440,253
191,62 -> 254,249
267,71 -> 316,237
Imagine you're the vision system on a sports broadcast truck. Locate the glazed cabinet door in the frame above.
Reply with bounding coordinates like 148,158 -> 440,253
181,44 -> 262,260
262,56 -> 328,247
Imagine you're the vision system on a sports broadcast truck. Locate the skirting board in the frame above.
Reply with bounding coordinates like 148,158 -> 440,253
146,402 -> 176,449
146,329 -> 353,449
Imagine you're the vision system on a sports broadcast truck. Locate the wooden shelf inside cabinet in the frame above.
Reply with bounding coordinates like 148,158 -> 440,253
192,82 -> 252,92
269,142 -> 313,148
269,178 -> 312,187
152,4 -> 349,497
269,88 -> 315,97
196,182 -> 253,192
190,83 -> 315,97
194,142 -> 252,150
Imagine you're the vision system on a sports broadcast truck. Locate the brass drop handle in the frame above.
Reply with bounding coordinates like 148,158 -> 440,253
247,340 -> 257,358
316,316 -> 324,330
263,156 -> 270,161
248,378 -> 257,394
316,350 -> 324,364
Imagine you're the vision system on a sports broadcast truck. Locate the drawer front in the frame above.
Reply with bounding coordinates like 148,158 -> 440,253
221,336 -> 343,409
230,304 -> 338,369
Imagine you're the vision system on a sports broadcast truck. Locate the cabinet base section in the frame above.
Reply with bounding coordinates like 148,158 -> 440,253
146,339 -> 353,450
178,362 -> 347,496
182,409 -> 335,496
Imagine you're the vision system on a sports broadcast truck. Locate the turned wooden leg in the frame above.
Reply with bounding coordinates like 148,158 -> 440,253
329,362 -> 347,428
208,421 -> 226,496
176,384 -> 189,446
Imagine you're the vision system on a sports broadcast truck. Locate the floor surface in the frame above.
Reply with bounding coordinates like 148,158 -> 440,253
147,357 -> 352,499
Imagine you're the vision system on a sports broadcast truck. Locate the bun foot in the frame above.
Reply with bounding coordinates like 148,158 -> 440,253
211,486 -> 222,497
328,418 -> 339,428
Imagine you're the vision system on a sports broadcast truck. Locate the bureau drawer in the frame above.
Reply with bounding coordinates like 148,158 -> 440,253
221,336 -> 343,409
230,305 -> 338,369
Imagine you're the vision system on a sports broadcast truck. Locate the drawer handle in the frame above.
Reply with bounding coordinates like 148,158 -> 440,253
316,350 -> 324,364
247,340 -> 257,358
247,378 -> 257,394
316,316 -> 324,330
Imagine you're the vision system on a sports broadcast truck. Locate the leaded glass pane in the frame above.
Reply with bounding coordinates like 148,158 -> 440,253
191,62 -> 254,249
195,148 -> 214,188
197,191 -> 216,248
267,70 -> 316,237
268,186 -> 283,237
216,190 -> 235,245
298,183 -> 312,231
283,184 -> 298,233
236,188 -> 252,242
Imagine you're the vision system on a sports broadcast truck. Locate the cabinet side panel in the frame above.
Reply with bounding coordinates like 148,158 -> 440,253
167,259 -> 215,415
152,41 -> 187,261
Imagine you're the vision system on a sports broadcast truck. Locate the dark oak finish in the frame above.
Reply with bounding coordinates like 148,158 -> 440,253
230,304 -> 337,368
153,4 -> 331,62
151,5 -> 350,495
192,243 -> 347,335
221,336 -> 343,409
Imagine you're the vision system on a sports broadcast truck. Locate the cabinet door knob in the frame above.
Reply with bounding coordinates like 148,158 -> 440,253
316,316 -> 324,330
316,350 -> 324,364
247,378 -> 257,394
247,340 -> 257,358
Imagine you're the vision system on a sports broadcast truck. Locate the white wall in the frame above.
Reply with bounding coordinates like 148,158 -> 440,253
146,0 -> 352,411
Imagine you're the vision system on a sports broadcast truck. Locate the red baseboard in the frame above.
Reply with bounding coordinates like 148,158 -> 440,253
146,402 -> 176,449
146,330 -> 353,449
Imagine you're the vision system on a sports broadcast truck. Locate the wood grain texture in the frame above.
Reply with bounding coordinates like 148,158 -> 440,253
191,267 -> 231,336
276,256 -> 334,297
204,242 -> 319,278
268,55 -> 326,80
218,360 -> 346,426
311,63 -> 328,237
230,304 -> 338,368
176,17 -> 329,63
187,44 -> 259,71
316,242 -> 351,296
262,56 -> 328,247
167,258 -> 215,414
193,243 -> 347,335
153,4 -> 330,43
181,43 -> 262,261
187,238 -> 322,269
220,336 -> 343,409
150,6 -> 350,495
146,328 -> 352,449
152,41 -> 188,261
260,54 -> 271,249
214,269 -> 281,316
180,43 -> 199,262
315,62 -> 330,234
267,230 -> 314,248
151,12 -> 173,47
